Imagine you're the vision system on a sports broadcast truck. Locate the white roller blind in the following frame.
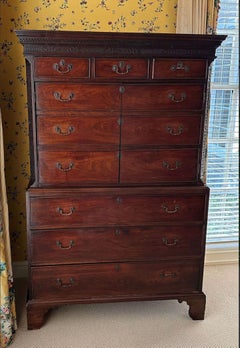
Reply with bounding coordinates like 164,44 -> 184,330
207,0 -> 239,243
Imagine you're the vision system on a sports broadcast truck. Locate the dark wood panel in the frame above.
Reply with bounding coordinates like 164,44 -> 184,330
36,83 -> 121,110
94,58 -> 149,78
34,57 -> 90,78
122,85 -> 204,110
152,59 -> 207,79
29,192 -> 207,229
37,113 -> 120,146
38,151 -> 119,184
31,261 -> 200,300
30,225 -> 204,265
121,115 -> 202,146
120,149 -> 199,183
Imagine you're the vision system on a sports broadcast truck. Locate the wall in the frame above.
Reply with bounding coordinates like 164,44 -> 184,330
0,0 -> 177,262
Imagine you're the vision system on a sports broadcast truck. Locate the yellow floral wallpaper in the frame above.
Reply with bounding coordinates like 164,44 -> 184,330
0,0 -> 177,262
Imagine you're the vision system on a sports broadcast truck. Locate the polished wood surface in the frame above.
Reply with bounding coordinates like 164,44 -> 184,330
16,30 -> 225,329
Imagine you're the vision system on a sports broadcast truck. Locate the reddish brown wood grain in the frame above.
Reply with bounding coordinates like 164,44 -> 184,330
15,30 -> 225,329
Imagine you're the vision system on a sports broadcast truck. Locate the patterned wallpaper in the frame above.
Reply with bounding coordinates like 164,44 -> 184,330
0,0 -> 177,262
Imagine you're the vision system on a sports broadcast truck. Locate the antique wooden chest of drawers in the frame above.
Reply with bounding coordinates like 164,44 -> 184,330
16,30 -> 225,329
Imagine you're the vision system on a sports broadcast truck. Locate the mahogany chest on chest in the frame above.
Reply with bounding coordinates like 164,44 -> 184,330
16,30 -> 225,329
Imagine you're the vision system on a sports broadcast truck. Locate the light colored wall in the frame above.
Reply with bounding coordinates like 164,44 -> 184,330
0,0 -> 177,261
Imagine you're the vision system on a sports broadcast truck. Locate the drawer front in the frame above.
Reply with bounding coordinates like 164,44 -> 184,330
30,225 -> 204,265
38,151 -> 119,184
121,116 -> 201,146
31,260 -> 200,300
37,113 -> 120,146
122,85 -> 204,110
34,57 -> 90,78
153,59 -> 207,79
29,193 -> 207,229
120,149 -> 199,183
94,59 -> 149,79
36,83 -> 121,111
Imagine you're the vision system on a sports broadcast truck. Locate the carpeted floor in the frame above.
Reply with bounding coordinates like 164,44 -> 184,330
10,264 -> 238,348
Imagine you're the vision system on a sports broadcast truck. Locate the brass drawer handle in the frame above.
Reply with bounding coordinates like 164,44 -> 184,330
160,272 -> 177,278
55,126 -> 74,136
162,161 -> 181,171
57,207 -> 75,216
112,61 -> 131,75
56,162 -> 74,172
170,61 -> 189,72
53,59 -> 73,74
56,240 -> 75,249
166,126 -> 184,136
162,238 -> 178,247
168,92 -> 186,103
54,91 -> 74,102
161,204 -> 179,214
56,278 -> 75,287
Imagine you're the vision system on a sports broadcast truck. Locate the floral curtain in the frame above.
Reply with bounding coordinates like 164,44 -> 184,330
0,108 -> 17,347
176,0 -> 220,182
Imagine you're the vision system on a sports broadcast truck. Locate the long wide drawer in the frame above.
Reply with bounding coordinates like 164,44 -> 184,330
30,225 -> 205,265
30,260 -> 201,300
28,187 -> 209,229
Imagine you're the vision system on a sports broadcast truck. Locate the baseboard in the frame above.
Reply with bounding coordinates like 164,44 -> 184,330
12,247 -> 238,279
205,246 -> 239,265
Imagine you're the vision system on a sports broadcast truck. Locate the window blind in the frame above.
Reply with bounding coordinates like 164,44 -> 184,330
207,0 -> 239,243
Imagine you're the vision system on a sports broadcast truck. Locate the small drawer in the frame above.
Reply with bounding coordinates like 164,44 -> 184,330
121,115 -> 202,146
122,85 -> 204,111
28,188 -> 208,229
36,83 -> 121,111
94,59 -> 149,79
38,150 -> 119,185
31,260 -> 200,300
37,113 -> 120,146
120,148 -> 199,184
30,225 -> 204,265
34,57 -> 90,78
152,59 -> 207,79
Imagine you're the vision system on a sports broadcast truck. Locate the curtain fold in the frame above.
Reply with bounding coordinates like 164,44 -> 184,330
176,0 -> 220,182
0,108 -> 17,347
176,0 -> 219,34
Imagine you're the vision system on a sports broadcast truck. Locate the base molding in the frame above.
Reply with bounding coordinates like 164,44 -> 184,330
205,246 -> 238,265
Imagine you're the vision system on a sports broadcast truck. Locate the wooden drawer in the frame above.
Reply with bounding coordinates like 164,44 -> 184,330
94,59 -> 149,79
36,83 -> 121,111
120,148 -> 199,184
121,115 -> 201,146
122,85 -> 204,111
38,150 -> 119,184
28,189 -> 208,229
34,57 -> 90,78
37,113 -> 120,146
152,59 -> 207,79
30,225 -> 204,265
31,260 -> 201,300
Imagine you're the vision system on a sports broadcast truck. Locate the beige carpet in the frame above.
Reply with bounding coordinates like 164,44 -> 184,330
11,264 -> 238,348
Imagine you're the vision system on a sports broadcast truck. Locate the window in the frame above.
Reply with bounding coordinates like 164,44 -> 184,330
207,0 -> 239,244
